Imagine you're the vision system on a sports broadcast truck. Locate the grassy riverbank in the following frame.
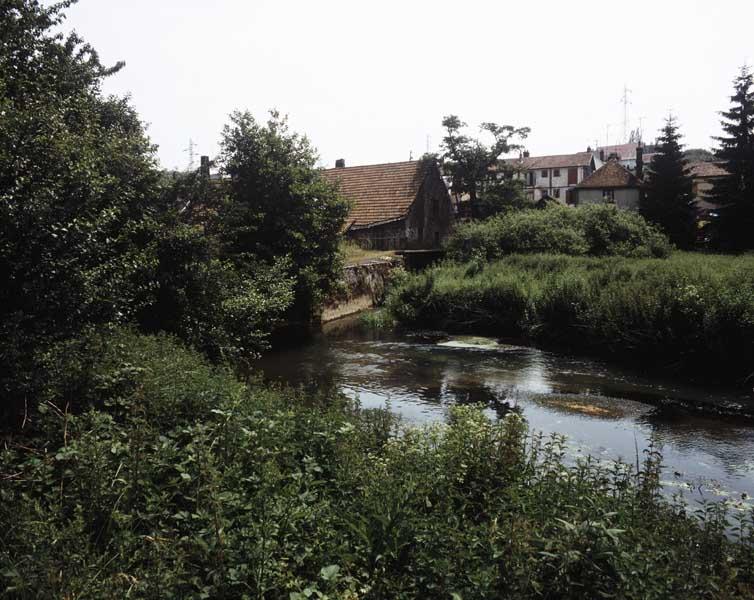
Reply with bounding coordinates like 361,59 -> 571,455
385,252 -> 754,384
2,329 -> 753,599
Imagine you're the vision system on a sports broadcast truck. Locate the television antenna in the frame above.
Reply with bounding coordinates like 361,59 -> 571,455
621,85 -> 632,144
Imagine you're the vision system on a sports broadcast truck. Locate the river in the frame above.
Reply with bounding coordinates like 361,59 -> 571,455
255,320 -> 754,512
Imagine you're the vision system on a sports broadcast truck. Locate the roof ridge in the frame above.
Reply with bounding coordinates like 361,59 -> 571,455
322,159 -> 420,171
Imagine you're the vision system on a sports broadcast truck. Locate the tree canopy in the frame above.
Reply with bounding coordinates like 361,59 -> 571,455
711,65 -> 754,250
440,115 -> 530,218
214,110 -> 350,322
640,116 -> 695,249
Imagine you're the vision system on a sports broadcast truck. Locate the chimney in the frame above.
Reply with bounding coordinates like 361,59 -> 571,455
523,150 -> 530,158
587,145 -> 592,153
335,158 -> 346,168
200,155 -> 210,179
636,144 -> 644,179
599,149 -> 605,162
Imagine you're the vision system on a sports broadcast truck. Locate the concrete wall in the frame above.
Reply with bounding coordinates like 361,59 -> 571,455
575,188 -> 640,210
321,257 -> 403,323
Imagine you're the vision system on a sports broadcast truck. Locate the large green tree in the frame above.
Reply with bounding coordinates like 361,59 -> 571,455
711,66 -> 754,250
214,110 -> 349,322
640,117 -> 695,249
440,115 -> 530,219
0,0 -> 164,420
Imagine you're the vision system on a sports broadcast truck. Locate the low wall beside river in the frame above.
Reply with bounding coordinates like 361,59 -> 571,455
321,257 -> 402,323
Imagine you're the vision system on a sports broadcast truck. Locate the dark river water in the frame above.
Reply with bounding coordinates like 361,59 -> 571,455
255,321 -> 754,513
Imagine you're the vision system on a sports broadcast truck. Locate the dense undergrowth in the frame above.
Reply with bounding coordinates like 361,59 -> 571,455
446,205 -> 672,262
2,329 -> 753,599
386,253 -> 754,383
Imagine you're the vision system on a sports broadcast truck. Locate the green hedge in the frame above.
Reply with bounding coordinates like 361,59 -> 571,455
446,205 -> 672,261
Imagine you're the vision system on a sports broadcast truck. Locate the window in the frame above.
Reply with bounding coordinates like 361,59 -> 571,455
603,189 -> 615,202
432,196 -> 439,217
553,188 -> 561,198
434,231 -> 440,246
553,169 -> 560,177
541,170 -> 548,178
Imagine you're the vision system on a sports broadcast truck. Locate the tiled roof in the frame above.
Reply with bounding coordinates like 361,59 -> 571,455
322,160 -> 427,228
574,160 -> 640,189
687,161 -> 729,179
502,151 -> 594,170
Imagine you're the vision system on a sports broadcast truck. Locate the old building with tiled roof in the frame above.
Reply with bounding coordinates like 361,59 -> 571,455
322,159 -> 453,250
501,150 -> 598,204
571,158 -> 642,210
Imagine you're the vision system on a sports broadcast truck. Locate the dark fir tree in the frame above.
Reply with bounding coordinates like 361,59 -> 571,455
640,117 -> 695,248
711,66 -> 754,250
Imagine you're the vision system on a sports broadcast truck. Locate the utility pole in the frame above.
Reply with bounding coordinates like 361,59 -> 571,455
184,138 -> 197,171
621,85 -> 632,144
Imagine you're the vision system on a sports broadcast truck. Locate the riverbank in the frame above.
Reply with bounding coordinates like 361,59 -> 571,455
3,328 -> 753,598
384,252 -> 754,388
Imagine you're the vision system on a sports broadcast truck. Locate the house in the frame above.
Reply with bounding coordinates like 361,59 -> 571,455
687,161 -> 729,240
322,159 -> 453,250
688,161 -> 728,206
501,150 -> 598,204
597,142 -> 658,172
571,158 -> 642,210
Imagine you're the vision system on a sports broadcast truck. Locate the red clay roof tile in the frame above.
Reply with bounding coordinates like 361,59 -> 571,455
322,160 -> 427,228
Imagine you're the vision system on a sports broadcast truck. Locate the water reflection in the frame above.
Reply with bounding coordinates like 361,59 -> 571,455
254,328 -> 754,502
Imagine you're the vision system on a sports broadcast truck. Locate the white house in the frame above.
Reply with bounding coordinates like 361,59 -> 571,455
571,159 -> 642,210
501,150 -> 598,204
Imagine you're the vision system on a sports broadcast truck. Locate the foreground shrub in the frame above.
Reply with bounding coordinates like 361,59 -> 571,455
446,205 -> 672,261
2,330 -> 753,598
387,252 -> 754,382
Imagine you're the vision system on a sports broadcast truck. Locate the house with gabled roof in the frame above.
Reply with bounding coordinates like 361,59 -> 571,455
571,158 -> 642,210
322,158 -> 453,250
502,150 -> 598,204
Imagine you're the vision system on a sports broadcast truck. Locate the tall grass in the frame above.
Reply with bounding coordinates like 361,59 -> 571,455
387,253 -> 754,382
2,329 -> 752,598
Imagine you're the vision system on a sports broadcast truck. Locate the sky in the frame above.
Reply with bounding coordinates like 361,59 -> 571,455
59,0 -> 751,171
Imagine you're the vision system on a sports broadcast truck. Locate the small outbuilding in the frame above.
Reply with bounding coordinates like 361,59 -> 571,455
571,159 -> 642,210
323,159 -> 453,250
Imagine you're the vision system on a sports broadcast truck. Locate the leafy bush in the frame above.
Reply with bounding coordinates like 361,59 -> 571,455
446,205 -> 672,261
2,330 -> 752,598
386,252 -> 754,382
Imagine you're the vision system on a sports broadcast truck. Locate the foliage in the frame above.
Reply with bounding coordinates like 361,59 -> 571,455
2,329 -> 752,598
136,221 -> 294,363
446,205 -> 672,262
0,0 -> 162,422
473,177 -> 529,218
641,117 -> 696,249
214,110 -> 350,322
684,148 -> 715,163
386,252 -> 754,382
440,115 -> 530,218
711,65 -> 754,250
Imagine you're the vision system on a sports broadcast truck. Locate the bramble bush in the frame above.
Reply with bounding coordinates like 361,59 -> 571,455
446,205 -> 672,262
2,328 -> 753,598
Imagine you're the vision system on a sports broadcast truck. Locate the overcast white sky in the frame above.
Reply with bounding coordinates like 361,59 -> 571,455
60,0 -> 750,170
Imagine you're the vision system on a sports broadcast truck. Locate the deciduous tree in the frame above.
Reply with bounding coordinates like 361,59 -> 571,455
440,115 -> 529,219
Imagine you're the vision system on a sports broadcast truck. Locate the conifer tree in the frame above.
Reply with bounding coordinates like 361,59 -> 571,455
640,117 -> 695,248
711,66 -> 754,250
